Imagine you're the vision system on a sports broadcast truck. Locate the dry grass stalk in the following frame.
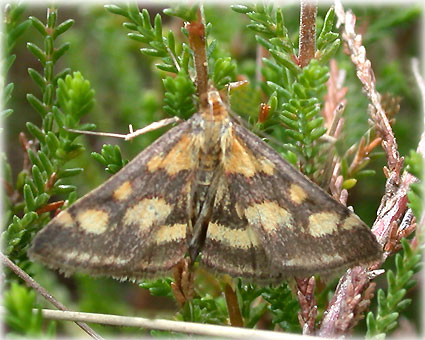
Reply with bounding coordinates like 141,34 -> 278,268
318,2 -> 424,336
0,252 -> 103,340
296,277 -> 317,335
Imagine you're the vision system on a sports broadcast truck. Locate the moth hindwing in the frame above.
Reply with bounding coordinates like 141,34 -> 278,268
29,89 -> 382,282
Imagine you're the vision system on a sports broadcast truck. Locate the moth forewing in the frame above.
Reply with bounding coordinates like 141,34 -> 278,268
230,122 -> 382,276
29,118 -> 198,279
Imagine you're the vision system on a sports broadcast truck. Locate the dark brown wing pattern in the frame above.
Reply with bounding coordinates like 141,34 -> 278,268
201,123 -> 382,281
29,118 -> 200,279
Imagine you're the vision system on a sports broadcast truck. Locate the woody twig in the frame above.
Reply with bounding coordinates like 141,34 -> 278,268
318,2 -> 424,337
293,1 -> 321,332
296,1 -> 319,332
186,9 -> 209,109
334,2 -> 417,249
298,0 -> 318,68
224,283 -> 244,327
0,307 -> 315,340
0,252 -> 104,340
171,258 -> 194,308
335,1 -> 403,183
318,267 -> 379,337
322,60 -> 347,133
319,170 -> 420,337
296,277 -> 317,335
321,60 -> 384,203
321,60 -> 347,198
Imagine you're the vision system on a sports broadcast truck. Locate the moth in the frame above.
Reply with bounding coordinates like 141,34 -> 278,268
29,89 -> 382,282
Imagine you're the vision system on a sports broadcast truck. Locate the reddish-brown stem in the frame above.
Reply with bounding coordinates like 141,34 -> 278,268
298,0 -> 317,68
321,60 -> 347,192
186,11 -> 209,109
318,267 -> 371,337
372,172 -> 417,249
36,200 -> 64,214
224,283 -> 244,327
296,277 -> 317,335
171,258 -> 194,308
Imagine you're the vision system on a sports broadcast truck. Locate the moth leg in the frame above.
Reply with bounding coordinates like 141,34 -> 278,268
171,258 -> 195,307
188,169 -> 222,262
65,116 -> 181,141
188,198 -> 214,262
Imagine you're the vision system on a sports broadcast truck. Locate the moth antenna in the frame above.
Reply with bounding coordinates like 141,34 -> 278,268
65,117 -> 181,141
64,127 -> 129,139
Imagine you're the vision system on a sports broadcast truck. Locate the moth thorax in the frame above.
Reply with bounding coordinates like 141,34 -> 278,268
207,89 -> 227,116
197,129 -> 222,185
196,163 -> 218,185
211,101 -> 228,119
192,168 -> 216,220
200,120 -> 223,163
198,147 -> 221,177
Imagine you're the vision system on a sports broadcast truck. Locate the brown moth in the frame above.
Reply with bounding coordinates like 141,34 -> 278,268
29,89 -> 382,282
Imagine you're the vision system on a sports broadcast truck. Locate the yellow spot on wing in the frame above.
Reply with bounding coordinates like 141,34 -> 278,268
223,136 -> 275,177
146,155 -> 162,172
342,214 -> 361,230
156,224 -> 186,243
202,250 -> 257,275
285,253 -> 343,267
308,212 -> 340,237
55,211 -> 74,228
124,198 -> 172,232
207,222 -> 259,249
64,250 -> 90,262
245,201 -> 293,231
147,135 -> 197,175
62,250 -> 131,266
77,209 -> 109,234
214,180 -> 227,203
259,157 -> 275,176
289,184 -> 307,204
96,255 -> 130,265
113,181 -> 132,201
